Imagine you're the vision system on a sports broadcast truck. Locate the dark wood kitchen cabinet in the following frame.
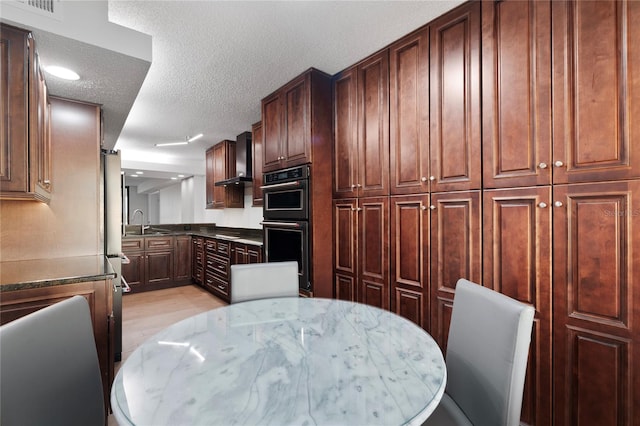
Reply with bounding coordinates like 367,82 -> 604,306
332,51 -> 389,198
481,0 -> 552,189
207,140 -> 243,209
390,195 -> 430,329
0,24 -> 52,203
122,236 -> 180,292
191,236 -> 204,285
429,191 -> 481,352
334,197 -> 389,310
203,238 -> 230,301
173,235 -> 192,284
262,68 -> 332,173
429,2 -> 482,192
389,26 -> 430,195
552,180 -> 640,426
551,0 -> 640,184
231,242 -> 262,265
483,186 -> 553,426
251,121 -> 264,206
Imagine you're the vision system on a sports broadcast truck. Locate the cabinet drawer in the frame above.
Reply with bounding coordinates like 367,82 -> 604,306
204,239 -> 217,254
145,236 -> 173,251
204,272 -> 228,298
216,240 -> 229,256
207,254 -> 229,279
122,238 -> 144,251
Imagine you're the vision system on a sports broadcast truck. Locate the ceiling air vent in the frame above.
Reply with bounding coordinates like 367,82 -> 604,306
9,0 -> 61,17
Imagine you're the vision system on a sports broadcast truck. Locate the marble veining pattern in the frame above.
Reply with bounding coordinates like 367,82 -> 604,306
111,298 -> 446,426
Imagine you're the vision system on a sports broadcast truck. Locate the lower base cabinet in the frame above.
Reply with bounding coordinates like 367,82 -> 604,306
122,235 -> 191,293
194,237 -> 263,302
0,280 -> 113,420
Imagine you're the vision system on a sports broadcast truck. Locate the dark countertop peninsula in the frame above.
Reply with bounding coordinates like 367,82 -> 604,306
0,255 -> 116,292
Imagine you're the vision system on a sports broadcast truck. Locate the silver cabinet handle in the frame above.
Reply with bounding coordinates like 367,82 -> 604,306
429,176 -> 435,181
351,184 -> 356,189
356,207 -> 362,212
421,177 -> 428,182
429,205 -> 436,210
554,201 -> 563,207
356,183 -> 362,188
538,163 -> 548,169
538,202 -> 547,208
554,160 -> 564,167
421,205 -> 427,210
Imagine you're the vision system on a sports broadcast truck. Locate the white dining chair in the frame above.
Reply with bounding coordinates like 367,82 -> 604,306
0,295 -> 105,426
424,279 -> 535,426
230,261 -> 299,303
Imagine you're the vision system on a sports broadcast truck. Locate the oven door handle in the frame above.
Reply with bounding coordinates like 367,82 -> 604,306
260,181 -> 301,190
261,221 -> 301,228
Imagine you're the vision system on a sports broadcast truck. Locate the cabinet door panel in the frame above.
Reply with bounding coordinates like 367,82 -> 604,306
358,51 -> 389,197
333,67 -> 358,198
251,121 -> 264,206
552,0 -> 640,183
553,181 -> 640,425
262,93 -> 282,172
146,251 -> 174,285
430,191 -> 481,348
122,252 -> 144,288
483,186 -> 552,426
430,2 -> 481,192
390,27 -> 430,195
358,197 -> 389,310
205,148 -> 214,208
390,195 -> 429,329
482,0 -> 552,189
174,236 -> 191,282
283,74 -> 309,167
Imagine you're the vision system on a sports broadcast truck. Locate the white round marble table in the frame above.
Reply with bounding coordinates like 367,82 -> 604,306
111,298 -> 446,426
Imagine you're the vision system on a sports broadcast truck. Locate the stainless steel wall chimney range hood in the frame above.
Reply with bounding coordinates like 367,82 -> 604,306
214,131 -> 252,186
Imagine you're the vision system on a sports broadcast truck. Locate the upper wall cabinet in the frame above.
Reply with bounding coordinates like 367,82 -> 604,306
333,51 -> 389,198
261,68 -> 332,173
482,0 -> 552,189
429,2 -> 482,192
205,140 -> 243,209
552,0 -> 640,184
0,24 -> 52,203
251,121 -> 263,207
389,26 -> 430,195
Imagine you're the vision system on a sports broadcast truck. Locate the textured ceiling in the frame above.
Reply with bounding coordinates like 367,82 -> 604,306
107,0 -> 465,185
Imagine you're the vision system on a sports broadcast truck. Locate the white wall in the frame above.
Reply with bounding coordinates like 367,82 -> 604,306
141,175 -> 263,228
127,185 -> 149,224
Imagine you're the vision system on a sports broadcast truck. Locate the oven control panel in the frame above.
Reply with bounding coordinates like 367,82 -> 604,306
264,165 -> 309,184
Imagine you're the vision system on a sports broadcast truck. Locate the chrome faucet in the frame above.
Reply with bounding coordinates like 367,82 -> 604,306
131,209 -> 150,235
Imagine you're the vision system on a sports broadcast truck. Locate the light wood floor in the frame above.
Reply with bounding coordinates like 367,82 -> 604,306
109,285 -> 226,425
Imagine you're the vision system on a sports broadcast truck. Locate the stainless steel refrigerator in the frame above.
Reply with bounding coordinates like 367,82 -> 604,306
102,149 -> 124,361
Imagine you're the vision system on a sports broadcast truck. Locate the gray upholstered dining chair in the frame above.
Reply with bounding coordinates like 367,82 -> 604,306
424,279 -> 535,426
230,261 -> 299,303
0,295 -> 105,426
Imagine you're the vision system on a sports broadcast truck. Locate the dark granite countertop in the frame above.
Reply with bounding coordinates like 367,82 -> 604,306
0,255 -> 116,292
123,229 -> 263,247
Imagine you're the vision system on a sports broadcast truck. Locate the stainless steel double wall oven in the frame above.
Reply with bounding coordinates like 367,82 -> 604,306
261,165 -> 311,292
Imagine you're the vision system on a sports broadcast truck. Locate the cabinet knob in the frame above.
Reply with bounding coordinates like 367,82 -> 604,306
538,163 -> 548,169
554,201 -> 564,207
357,207 -> 362,212
429,176 -> 436,181
421,205 -> 427,210
44,179 -> 51,184
554,160 -> 564,168
351,184 -> 356,189
421,177 -> 428,182
538,202 -> 547,208
429,205 -> 436,210
356,183 -> 362,188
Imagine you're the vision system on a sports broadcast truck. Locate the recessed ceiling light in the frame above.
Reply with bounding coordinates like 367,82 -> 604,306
188,133 -> 203,142
129,174 -> 138,177
178,174 -> 185,178
135,171 -> 144,175
45,65 -> 80,81
171,177 -> 178,180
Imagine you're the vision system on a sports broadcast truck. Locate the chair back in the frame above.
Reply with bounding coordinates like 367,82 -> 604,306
446,279 -> 535,426
230,261 -> 299,303
0,295 -> 105,426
